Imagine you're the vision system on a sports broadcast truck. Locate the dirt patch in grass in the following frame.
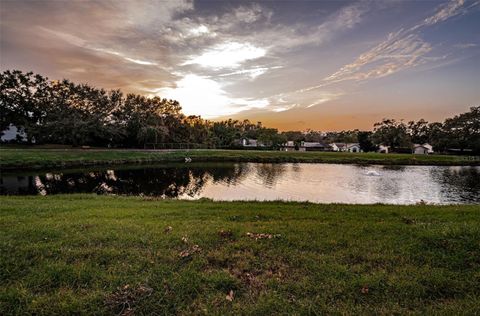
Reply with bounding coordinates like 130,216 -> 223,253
105,284 -> 153,315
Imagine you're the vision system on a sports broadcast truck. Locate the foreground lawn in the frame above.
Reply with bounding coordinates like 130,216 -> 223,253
1,195 -> 479,314
1,148 -> 478,170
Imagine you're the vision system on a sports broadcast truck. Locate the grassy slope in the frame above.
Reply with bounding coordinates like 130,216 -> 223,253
1,195 -> 479,315
1,148 -> 478,170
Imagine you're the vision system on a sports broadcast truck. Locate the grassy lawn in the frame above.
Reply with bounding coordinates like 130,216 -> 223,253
1,195 -> 479,314
1,148 -> 478,170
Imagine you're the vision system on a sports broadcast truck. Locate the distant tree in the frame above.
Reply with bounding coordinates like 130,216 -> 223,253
304,130 -> 325,142
257,128 -> 287,149
425,122 -> 447,152
357,131 -> 377,152
408,119 -> 430,144
282,131 -> 304,142
442,106 -> 480,153
0,70 -> 50,142
211,119 -> 242,148
372,119 -> 411,151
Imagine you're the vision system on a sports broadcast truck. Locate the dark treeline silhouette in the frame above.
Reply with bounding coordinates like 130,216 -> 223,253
0,70 -> 285,148
285,110 -> 479,154
1,70 -> 479,153
0,163 -> 259,196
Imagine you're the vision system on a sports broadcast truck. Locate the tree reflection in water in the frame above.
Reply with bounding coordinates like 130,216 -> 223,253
0,163 -> 253,197
432,166 -> 480,203
254,163 -> 287,187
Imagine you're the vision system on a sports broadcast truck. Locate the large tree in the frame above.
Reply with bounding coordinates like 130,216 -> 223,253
372,119 -> 411,151
442,106 -> 480,153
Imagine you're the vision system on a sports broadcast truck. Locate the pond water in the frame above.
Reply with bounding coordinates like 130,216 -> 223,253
1,163 -> 479,204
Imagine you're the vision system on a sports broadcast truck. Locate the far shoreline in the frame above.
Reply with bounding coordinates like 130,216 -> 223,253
1,147 -> 479,171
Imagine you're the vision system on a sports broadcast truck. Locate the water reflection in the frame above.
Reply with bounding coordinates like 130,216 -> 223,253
1,163 -> 479,204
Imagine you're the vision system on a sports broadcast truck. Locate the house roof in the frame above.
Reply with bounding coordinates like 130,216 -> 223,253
302,142 -> 327,147
413,143 -> 432,149
332,143 -> 359,148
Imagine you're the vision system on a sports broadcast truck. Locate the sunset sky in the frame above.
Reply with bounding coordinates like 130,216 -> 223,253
1,0 -> 479,131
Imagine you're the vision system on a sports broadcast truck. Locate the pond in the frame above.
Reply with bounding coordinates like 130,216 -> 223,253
1,163 -> 479,204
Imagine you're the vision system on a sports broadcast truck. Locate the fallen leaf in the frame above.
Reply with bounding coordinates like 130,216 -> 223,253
179,244 -> 201,258
219,229 -> 233,239
246,232 -> 280,240
361,286 -> 369,294
226,290 -> 234,301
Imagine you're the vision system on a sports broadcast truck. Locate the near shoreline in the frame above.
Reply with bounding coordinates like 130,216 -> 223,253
1,148 -> 479,170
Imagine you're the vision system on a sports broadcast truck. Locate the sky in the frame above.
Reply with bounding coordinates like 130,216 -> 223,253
1,0 -> 480,131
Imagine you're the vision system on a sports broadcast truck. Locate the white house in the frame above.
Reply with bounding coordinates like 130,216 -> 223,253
242,138 -> 257,147
331,143 -> 361,153
377,145 -> 389,154
346,143 -> 361,153
413,143 -> 434,154
281,141 -> 296,151
241,138 -> 265,148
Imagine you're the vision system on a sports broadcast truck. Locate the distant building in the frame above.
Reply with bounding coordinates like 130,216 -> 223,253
300,141 -> 330,151
331,143 -> 361,153
413,143 -> 434,154
280,141 -> 296,151
377,145 -> 390,154
241,138 -> 264,148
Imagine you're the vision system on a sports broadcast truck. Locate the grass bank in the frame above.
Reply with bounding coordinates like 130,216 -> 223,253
1,148 -> 478,170
1,195 -> 479,314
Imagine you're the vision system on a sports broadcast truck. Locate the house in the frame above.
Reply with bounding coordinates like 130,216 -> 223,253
331,143 -> 361,153
300,141 -> 330,151
280,141 -> 296,151
346,143 -> 361,152
377,145 -> 389,154
241,138 -> 264,148
413,143 -> 434,155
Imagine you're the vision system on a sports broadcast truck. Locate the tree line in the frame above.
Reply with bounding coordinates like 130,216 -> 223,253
1,70 -> 479,153
283,109 -> 479,154
0,70 -> 279,148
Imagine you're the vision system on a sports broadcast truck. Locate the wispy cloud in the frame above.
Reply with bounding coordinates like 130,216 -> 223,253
323,33 -> 432,84
304,0 -> 479,90
123,57 -> 158,66
417,0 -> 467,28
216,66 -> 283,79
40,28 -> 160,67
454,42 -> 478,48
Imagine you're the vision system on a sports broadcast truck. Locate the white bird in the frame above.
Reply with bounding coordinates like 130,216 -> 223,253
365,170 -> 381,176
185,157 -> 192,163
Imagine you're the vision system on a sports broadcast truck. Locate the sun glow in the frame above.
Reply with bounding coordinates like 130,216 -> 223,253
154,74 -> 268,118
182,42 -> 266,69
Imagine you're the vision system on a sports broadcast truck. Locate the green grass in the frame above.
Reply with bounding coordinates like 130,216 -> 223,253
1,195 -> 479,314
1,148 -> 478,170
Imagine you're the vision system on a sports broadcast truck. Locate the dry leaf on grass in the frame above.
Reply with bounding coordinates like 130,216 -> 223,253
226,290 -> 234,301
179,244 -> 201,258
246,232 -> 281,240
361,286 -> 369,294
218,229 -> 233,239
